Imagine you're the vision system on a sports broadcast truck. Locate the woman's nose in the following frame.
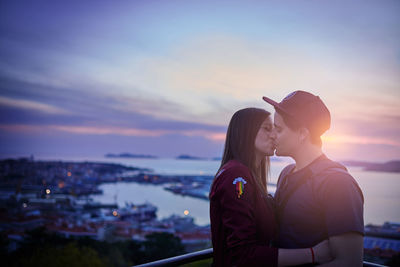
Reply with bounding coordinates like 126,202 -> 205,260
269,130 -> 277,139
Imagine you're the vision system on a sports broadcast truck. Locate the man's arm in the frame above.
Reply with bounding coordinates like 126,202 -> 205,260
319,232 -> 363,267
278,239 -> 332,266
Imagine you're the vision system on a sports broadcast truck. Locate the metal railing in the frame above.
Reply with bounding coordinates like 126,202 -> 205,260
135,248 -> 213,266
134,248 -> 387,267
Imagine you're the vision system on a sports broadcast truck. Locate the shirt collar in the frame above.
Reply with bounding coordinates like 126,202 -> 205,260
307,154 -> 332,175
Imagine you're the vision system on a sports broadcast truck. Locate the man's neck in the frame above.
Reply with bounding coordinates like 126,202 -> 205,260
292,145 -> 323,172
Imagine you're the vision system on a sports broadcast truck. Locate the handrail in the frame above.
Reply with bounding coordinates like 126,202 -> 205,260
135,248 -> 213,266
134,248 -> 387,267
364,262 -> 387,267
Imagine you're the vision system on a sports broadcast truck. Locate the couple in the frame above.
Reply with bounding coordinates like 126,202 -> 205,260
209,91 -> 364,266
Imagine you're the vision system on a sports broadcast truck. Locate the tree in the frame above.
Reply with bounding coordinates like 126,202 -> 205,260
19,242 -> 106,267
142,232 -> 186,262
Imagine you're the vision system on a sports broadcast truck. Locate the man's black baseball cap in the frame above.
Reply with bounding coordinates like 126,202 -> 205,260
263,90 -> 331,136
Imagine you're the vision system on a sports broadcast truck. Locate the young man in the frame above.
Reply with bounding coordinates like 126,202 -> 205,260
263,91 -> 364,266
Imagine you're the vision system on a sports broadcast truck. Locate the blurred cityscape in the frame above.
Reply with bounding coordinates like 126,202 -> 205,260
0,157 -> 399,266
0,157 -> 212,266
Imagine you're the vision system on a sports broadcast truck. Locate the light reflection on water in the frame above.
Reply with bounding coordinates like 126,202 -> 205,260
92,182 -> 211,225
88,158 -> 399,226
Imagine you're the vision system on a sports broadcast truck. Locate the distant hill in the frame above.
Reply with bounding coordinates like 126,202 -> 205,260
187,156 -> 283,162
342,160 -> 400,173
105,153 -> 158,159
176,154 -> 206,160
211,156 -> 282,162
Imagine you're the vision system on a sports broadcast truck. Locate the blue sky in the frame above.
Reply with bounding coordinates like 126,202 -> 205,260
0,0 -> 399,161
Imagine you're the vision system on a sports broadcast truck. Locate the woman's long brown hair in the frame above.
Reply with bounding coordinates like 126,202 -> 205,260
211,108 -> 271,196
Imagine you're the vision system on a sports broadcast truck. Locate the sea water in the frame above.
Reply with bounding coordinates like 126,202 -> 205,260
39,156 -> 400,226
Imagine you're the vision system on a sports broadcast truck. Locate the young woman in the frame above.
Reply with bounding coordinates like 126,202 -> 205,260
209,108 -> 331,266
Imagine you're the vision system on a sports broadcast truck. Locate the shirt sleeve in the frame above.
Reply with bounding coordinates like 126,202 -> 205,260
319,172 -> 364,237
216,168 -> 278,267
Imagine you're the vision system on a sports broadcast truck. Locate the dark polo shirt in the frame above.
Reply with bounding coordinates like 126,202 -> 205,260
275,154 -> 364,249
210,159 -> 278,267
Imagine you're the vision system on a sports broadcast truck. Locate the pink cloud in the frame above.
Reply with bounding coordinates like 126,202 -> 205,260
0,96 -> 70,115
0,124 -> 226,142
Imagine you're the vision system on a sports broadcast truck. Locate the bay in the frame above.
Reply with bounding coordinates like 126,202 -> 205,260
40,156 -> 400,226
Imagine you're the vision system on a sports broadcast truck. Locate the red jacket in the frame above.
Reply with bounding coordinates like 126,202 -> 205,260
209,160 -> 278,267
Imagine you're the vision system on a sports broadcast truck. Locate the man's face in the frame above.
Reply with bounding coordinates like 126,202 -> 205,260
273,112 -> 300,157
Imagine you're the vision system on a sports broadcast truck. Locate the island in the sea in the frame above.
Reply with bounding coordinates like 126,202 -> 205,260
176,154 -> 206,160
342,160 -> 400,173
105,153 -> 158,159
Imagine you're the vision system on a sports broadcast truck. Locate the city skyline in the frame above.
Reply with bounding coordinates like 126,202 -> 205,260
0,0 -> 399,162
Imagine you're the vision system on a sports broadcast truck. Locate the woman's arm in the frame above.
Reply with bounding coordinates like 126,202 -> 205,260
216,169 -> 278,266
278,248 -> 312,266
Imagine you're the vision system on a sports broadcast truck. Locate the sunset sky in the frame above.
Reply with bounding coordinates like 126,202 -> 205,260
0,0 -> 399,162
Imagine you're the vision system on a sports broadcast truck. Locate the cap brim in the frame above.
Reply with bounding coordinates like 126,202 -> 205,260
262,96 -> 280,107
262,96 -> 292,116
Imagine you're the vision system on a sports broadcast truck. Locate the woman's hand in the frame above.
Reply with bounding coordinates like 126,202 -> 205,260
313,239 -> 333,264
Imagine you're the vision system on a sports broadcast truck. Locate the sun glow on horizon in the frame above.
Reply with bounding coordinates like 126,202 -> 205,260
322,134 -> 400,147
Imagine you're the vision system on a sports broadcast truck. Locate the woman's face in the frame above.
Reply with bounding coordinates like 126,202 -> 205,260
254,117 -> 276,157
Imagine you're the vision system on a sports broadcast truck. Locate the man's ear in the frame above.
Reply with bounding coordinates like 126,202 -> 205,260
298,127 -> 310,143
